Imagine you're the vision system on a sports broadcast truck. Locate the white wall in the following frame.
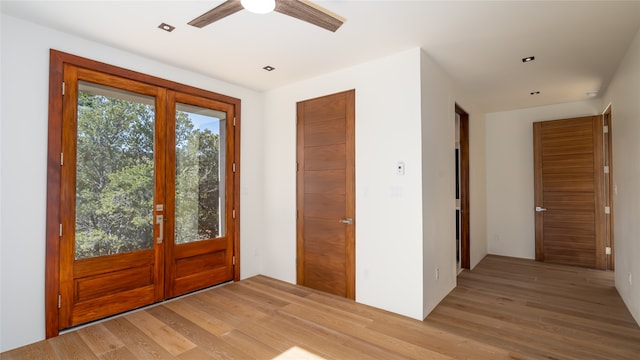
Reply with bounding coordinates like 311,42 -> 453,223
262,48 -> 426,320
0,14 -> 264,352
485,100 -> 602,259
602,27 -> 640,324
419,50 -> 487,316
261,48 -> 489,321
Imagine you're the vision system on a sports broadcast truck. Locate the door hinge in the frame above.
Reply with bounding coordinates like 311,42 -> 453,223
232,256 -> 236,265
604,206 -> 611,214
58,294 -> 61,309
232,163 -> 236,173
233,117 -> 236,126
604,166 -> 609,174
60,152 -> 64,166
62,82 -> 65,96
606,246 -> 612,255
604,125 -> 609,134
59,223 -> 63,237
232,209 -> 236,219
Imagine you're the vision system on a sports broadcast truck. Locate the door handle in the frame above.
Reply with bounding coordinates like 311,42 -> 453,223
339,218 -> 353,225
535,206 -> 547,212
156,215 -> 164,244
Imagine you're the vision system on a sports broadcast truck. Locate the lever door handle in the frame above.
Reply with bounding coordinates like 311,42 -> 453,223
156,215 -> 164,244
535,206 -> 547,212
339,218 -> 353,225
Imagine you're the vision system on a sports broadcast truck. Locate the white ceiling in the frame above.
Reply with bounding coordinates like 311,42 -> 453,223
2,0 -> 640,112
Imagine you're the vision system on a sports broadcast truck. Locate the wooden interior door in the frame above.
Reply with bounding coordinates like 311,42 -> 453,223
533,115 -> 605,269
164,91 -> 236,298
59,66 -> 165,328
297,90 -> 355,299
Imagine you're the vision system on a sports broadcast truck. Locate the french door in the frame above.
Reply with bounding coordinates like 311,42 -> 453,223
47,51 -> 239,335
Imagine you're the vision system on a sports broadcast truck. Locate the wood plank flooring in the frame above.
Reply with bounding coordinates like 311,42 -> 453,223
3,255 -> 639,359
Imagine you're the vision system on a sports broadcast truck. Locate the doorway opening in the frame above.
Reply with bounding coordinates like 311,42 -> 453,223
603,105 -> 615,271
455,104 -> 470,271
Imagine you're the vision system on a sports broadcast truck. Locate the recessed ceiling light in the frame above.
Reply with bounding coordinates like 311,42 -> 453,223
263,65 -> 275,72
522,56 -> 535,63
586,91 -> 598,97
530,91 -> 541,95
158,23 -> 175,32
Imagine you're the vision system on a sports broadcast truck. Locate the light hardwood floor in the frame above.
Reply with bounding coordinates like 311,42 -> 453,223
3,255 -> 639,359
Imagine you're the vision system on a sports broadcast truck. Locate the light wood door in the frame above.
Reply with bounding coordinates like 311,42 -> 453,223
533,115 -> 605,269
297,90 -> 355,299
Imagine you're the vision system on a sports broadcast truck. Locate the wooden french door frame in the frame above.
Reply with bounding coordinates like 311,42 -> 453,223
455,104 -> 470,270
45,50 -> 241,338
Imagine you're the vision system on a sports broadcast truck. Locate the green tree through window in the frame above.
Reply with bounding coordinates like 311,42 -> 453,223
75,85 -> 223,258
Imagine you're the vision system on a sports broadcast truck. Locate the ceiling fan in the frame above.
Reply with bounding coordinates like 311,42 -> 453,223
188,0 -> 346,32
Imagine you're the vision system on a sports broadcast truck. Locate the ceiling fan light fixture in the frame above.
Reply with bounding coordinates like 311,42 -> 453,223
241,0 -> 276,14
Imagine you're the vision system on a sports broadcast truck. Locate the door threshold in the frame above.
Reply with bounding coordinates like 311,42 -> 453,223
59,280 -> 233,335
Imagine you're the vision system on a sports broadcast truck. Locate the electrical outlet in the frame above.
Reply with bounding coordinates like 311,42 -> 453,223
629,273 -> 633,286
435,267 -> 440,280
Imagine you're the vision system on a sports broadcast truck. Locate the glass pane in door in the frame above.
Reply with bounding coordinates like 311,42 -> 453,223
75,81 -> 155,259
175,103 -> 226,244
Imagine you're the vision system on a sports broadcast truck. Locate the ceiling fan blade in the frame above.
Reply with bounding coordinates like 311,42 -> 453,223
275,0 -> 345,32
188,0 -> 244,28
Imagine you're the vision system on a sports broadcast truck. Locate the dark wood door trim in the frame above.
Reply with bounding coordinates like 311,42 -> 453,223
533,121 -> 544,262
455,104 -> 470,269
603,106 -> 614,271
592,115 -> 606,270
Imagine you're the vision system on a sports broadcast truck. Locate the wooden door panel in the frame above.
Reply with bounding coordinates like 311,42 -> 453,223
542,153 -> 594,173
70,286 -> 155,325
73,250 -> 154,278
297,90 -> 355,299
75,265 -> 153,302
543,192 -> 595,209
545,237 -> 596,250
304,118 -> 346,146
542,174 -> 594,190
534,115 -> 605,269
305,170 -> 346,194
304,194 -> 347,218
304,218 -> 346,244
304,144 -> 346,170
303,96 -> 347,122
